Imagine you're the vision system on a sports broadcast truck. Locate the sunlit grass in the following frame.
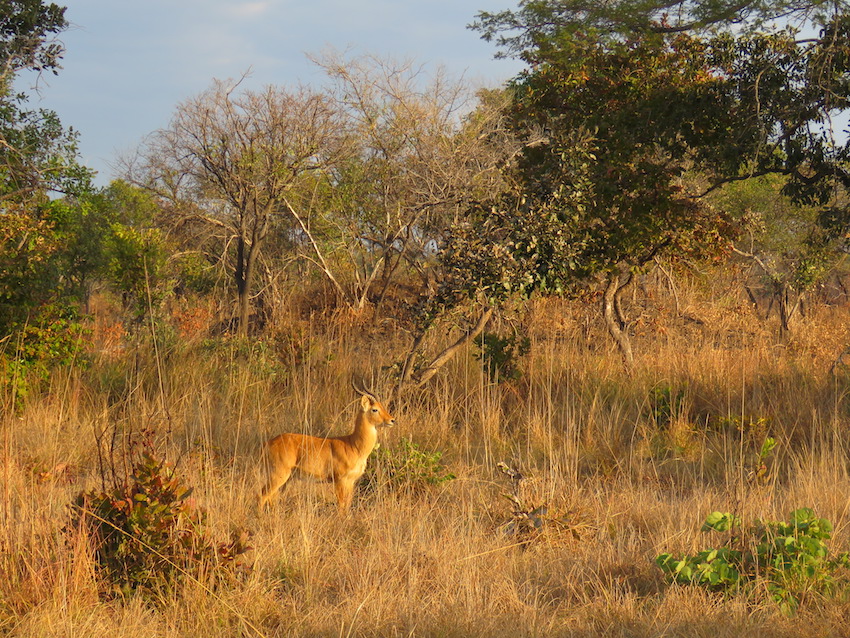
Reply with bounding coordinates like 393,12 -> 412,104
2,276 -> 850,636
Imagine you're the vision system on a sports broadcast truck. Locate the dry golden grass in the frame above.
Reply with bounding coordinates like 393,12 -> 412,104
3,272 -> 850,637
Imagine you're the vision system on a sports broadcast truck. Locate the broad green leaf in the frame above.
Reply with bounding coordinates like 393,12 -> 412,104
702,511 -> 739,532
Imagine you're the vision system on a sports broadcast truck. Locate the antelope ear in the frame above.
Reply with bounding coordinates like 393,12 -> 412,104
360,394 -> 372,411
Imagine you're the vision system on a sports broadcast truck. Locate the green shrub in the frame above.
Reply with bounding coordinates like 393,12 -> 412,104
647,382 -> 686,428
656,508 -> 850,615
360,438 -> 455,497
106,224 -> 169,317
68,452 -> 250,598
174,251 -> 217,295
473,331 -> 530,382
1,303 -> 89,405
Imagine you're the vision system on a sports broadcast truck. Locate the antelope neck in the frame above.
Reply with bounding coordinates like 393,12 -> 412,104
346,412 -> 378,452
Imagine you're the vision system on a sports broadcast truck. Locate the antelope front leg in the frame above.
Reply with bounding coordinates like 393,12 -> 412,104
334,478 -> 355,511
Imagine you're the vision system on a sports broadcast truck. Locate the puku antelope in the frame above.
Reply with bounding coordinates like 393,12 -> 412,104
257,385 -> 395,511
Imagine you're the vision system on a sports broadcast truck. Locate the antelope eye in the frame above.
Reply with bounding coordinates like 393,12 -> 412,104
371,408 -> 379,412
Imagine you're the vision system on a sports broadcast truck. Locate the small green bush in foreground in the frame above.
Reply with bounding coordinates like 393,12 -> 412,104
68,453 -> 250,598
656,508 -> 850,615
360,438 -> 455,496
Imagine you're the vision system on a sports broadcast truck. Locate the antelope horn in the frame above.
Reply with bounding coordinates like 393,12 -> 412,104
351,378 -> 378,401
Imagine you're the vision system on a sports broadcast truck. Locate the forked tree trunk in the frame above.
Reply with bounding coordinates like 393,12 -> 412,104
400,305 -> 494,389
602,272 -> 634,368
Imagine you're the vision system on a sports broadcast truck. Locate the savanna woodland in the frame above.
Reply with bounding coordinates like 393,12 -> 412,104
4,0 -> 850,635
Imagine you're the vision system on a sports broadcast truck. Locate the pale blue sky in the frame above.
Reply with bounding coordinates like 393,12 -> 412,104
22,1 -> 524,185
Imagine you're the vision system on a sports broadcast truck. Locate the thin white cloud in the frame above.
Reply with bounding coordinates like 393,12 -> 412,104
223,2 -> 272,20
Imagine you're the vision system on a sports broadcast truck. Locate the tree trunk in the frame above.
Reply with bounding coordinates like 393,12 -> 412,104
602,272 -> 634,367
776,283 -> 803,338
235,233 -> 250,337
234,229 -> 264,337
777,283 -> 791,336
400,305 -> 494,389
614,271 -> 633,327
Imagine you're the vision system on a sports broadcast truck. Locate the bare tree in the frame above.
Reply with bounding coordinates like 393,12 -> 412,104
291,51 -> 514,312
126,78 -> 347,335
126,54 -> 515,334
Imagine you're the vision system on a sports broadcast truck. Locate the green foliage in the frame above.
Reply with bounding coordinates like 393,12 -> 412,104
0,0 -> 67,79
90,180 -> 172,317
0,180 -> 173,400
434,29 -> 741,319
656,508 -> 850,614
713,175 -> 840,296
0,193 -> 121,325
0,0 -> 85,207
106,224 -> 168,315
0,181 -> 159,328
747,436 -> 777,486
174,251 -> 217,296
648,383 -> 686,427
1,302 -> 88,404
55,180 -> 163,301
68,452 -> 250,598
473,331 -> 530,382
472,0 -> 845,59
0,2 -> 103,396
0,101 -> 91,202
701,511 -> 742,532
433,135 -> 600,312
690,26 -> 848,197
0,202 -> 64,320
360,438 -> 455,496
447,1 -> 850,337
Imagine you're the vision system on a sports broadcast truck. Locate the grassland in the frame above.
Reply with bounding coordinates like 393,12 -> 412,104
3,268 -> 850,637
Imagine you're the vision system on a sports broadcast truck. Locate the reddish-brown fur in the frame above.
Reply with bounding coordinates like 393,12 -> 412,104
258,393 -> 395,510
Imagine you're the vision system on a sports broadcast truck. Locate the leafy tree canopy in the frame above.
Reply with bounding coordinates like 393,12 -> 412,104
472,0 -> 849,59
0,0 -> 66,84
425,0 -> 850,364
0,1 -> 97,339
0,1 -> 89,203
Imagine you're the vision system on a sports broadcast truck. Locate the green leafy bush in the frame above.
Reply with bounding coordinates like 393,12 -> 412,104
647,383 -> 686,428
174,251 -> 217,295
656,508 -> 850,614
68,452 -> 250,598
473,331 -> 530,382
106,224 -> 169,317
360,438 -> 455,497
1,303 -> 89,404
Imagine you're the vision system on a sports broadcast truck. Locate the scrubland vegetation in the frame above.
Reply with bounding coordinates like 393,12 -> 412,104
4,0 -> 850,635
4,270 -> 850,637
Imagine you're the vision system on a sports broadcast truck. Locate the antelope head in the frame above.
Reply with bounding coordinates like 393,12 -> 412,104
352,379 -> 395,428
